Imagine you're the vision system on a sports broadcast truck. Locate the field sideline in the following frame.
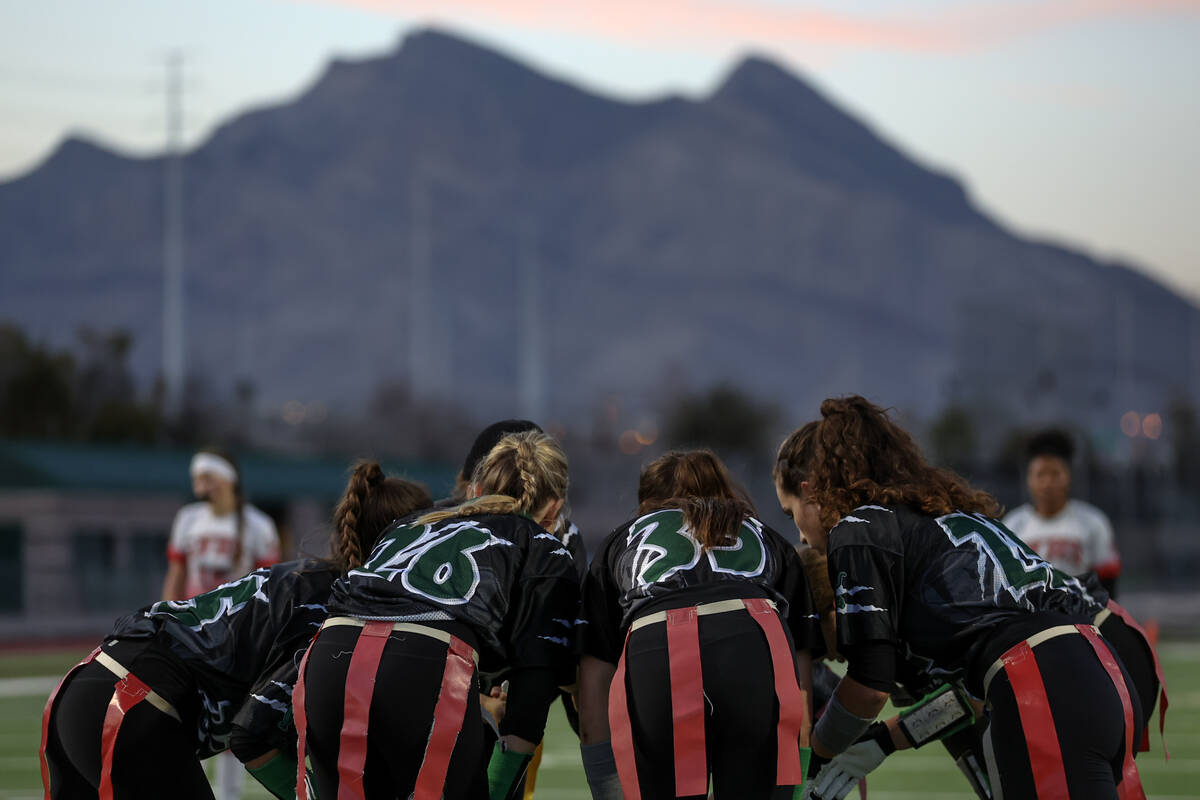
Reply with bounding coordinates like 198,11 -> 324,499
5,644 -> 1200,799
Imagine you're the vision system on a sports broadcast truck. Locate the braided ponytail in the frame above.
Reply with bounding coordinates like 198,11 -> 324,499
332,461 -> 430,573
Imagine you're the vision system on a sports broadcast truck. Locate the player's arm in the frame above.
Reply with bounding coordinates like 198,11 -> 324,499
808,683 -> 982,800
573,538 -> 624,800
161,558 -> 186,601
577,654 -> 616,743
1089,508 -> 1121,598
163,507 -> 191,600
813,675 -> 890,757
488,543 -> 580,800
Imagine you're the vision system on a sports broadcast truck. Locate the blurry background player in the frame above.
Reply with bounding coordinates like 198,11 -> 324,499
160,446 -> 281,800
1004,429 -> 1122,597
578,449 -> 819,800
40,462 -> 430,800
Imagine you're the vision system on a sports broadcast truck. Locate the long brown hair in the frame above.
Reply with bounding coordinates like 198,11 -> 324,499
416,430 -> 568,527
778,396 -> 1000,530
636,449 -> 757,551
332,461 -> 431,573
196,445 -> 247,569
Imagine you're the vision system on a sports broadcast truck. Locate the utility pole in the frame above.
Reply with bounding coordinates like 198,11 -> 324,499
518,218 -> 544,423
162,52 -> 186,418
408,167 -> 434,397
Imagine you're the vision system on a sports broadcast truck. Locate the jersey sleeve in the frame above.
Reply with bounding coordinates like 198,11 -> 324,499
1086,506 -> 1121,580
166,506 -> 193,564
501,531 -> 581,685
231,565 -> 333,749
248,510 -> 281,568
827,534 -> 902,651
579,531 -> 626,664
774,542 -> 825,656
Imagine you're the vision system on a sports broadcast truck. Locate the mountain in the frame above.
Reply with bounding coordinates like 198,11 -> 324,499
1,28 -> 1195,436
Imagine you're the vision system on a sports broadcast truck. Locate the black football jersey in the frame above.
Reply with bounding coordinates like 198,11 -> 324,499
560,519 -> 588,583
581,509 -> 823,664
330,512 -> 580,678
110,559 -> 335,758
827,505 -> 1101,693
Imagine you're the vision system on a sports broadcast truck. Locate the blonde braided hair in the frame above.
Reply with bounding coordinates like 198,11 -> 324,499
416,431 -> 568,527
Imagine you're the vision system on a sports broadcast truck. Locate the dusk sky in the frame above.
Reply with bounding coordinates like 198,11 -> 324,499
2,0 -> 1197,300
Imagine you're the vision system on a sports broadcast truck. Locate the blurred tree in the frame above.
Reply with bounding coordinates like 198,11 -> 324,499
664,383 -> 777,460
1167,393 -> 1199,487
929,405 -> 976,470
0,324 -> 76,438
74,327 -> 163,443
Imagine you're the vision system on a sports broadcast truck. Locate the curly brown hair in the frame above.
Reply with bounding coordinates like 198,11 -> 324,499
776,396 -> 1000,530
637,450 -> 757,551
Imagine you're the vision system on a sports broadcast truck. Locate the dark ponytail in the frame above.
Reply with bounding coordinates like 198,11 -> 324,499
331,461 -> 431,574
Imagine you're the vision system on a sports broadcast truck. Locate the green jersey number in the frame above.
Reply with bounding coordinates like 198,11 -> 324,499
937,512 -> 1074,600
630,510 -> 767,587
360,520 -> 506,605
154,570 -> 269,629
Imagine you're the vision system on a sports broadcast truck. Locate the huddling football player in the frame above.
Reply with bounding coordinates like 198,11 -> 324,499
444,419 -> 589,798
40,461 -> 431,800
296,430 -> 580,800
774,396 -> 1146,800
577,449 -> 821,800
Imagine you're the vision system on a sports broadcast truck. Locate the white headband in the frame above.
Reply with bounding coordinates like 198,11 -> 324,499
190,453 -> 237,483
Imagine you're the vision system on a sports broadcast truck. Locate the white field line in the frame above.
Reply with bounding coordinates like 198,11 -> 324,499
0,676 -> 57,698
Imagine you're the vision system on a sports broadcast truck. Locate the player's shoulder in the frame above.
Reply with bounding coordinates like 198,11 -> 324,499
829,505 -> 902,551
755,517 -> 798,552
469,511 -> 543,539
1066,499 -> 1112,528
267,558 -> 337,601
174,501 -> 209,523
243,504 -> 277,532
1002,503 -> 1034,527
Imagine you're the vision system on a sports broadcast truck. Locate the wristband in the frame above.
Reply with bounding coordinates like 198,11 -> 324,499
246,751 -> 298,800
487,741 -> 532,800
812,695 -> 875,755
862,721 -> 896,755
580,741 -> 622,800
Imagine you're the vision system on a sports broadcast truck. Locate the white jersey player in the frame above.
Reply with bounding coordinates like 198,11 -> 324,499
1003,429 -> 1121,595
161,447 -> 280,800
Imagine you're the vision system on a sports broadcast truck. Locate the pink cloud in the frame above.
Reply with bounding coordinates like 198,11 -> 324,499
295,0 -> 1200,54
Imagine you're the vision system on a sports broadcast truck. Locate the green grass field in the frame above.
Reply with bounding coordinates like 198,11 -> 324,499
5,644 -> 1199,799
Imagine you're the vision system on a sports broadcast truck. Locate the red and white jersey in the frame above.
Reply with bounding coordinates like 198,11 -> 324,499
166,502 -> 280,596
1002,499 -> 1121,580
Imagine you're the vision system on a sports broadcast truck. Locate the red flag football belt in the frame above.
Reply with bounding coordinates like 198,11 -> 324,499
295,616 -> 478,800
609,598 -> 808,800
40,647 -> 181,800
1095,600 -> 1169,757
983,624 -> 1145,800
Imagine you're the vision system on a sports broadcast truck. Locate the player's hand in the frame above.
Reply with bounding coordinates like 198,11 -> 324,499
809,723 -> 892,799
481,685 -> 508,723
